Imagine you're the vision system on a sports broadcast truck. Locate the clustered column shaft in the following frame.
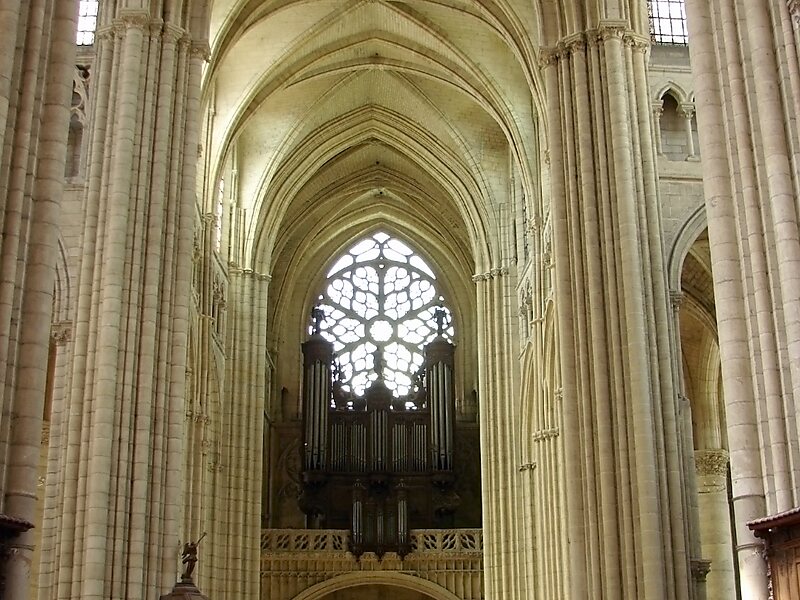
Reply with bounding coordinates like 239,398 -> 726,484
474,267 -> 524,599
542,23 -> 690,600
684,0 -> 800,595
0,2 -> 78,598
37,6 -> 209,599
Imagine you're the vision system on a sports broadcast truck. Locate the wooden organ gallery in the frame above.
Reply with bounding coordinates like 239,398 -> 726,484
300,311 -> 461,560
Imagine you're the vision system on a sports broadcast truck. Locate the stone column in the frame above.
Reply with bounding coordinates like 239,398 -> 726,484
694,449 -> 736,600
677,104 -> 697,159
685,0 -> 800,596
541,23 -> 690,599
39,5 -> 211,599
214,267 -> 268,599
0,1 -> 78,598
474,266 -> 523,599
652,101 -> 665,155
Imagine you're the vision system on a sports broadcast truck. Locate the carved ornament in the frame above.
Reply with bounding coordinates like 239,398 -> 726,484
472,267 -> 509,282
51,322 -> 72,345
695,449 -> 729,476
115,10 -> 152,32
690,558 -> 712,582
789,0 -> 800,21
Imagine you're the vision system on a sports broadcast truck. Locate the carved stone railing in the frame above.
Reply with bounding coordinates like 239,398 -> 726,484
261,528 -> 483,600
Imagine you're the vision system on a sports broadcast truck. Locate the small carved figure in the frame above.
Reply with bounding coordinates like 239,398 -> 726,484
434,306 -> 446,336
181,533 -> 206,582
311,305 -> 325,335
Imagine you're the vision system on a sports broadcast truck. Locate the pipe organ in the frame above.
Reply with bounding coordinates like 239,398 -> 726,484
299,317 -> 459,559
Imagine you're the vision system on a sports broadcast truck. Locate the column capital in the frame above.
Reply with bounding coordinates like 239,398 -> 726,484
789,0 -> 800,21
695,449 -> 729,476
115,9 -> 152,31
690,558 -> 712,582
190,42 -> 212,62
678,103 -> 696,120
472,267 -> 509,282
670,290 -> 685,310
51,321 -> 72,345
651,100 -> 664,117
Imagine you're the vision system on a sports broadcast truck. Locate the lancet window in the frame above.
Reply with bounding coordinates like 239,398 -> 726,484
77,1 -> 99,46
648,0 -> 688,45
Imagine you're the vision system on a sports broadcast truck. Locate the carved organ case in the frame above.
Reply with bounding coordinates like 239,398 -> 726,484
298,233 -> 460,559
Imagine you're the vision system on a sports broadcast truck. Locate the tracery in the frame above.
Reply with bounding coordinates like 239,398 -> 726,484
314,232 -> 454,398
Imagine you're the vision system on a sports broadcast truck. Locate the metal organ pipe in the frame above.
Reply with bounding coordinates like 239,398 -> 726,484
302,334 -> 333,471
425,337 -> 455,471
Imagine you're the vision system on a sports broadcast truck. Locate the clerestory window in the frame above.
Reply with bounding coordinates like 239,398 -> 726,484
314,232 -> 454,398
77,1 -> 99,46
648,0 -> 688,45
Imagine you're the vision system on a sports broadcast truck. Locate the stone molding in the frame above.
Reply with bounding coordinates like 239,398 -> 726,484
695,449 -> 729,476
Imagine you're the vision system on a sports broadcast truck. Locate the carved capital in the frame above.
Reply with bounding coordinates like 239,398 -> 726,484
690,558 -> 712,582
472,266 -> 510,283
624,32 -> 650,54
678,103 -> 696,120
51,322 -> 72,345
532,427 -> 560,442
595,23 -> 627,44
162,23 -> 186,44
789,0 -> 800,21
695,449 -> 729,476
562,33 -> 587,56
191,42 -> 212,62
116,9 -> 151,31
538,48 -> 560,69
669,290 -> 685,311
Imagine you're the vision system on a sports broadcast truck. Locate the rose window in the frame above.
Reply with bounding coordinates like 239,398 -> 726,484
315,232 -> 454,397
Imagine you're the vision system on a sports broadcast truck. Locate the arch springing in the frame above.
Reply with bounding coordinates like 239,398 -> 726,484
315,232 -> 454,398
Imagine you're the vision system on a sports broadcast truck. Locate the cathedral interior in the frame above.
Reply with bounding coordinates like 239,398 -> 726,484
1,0 -> 800,599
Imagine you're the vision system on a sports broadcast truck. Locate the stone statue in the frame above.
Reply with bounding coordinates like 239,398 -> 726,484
181,533 -> 206,582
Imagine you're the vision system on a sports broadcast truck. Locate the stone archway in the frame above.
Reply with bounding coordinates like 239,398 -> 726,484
292,572 -> 462,600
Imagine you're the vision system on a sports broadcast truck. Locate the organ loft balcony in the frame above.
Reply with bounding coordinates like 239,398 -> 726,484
260,528 -> 484,600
